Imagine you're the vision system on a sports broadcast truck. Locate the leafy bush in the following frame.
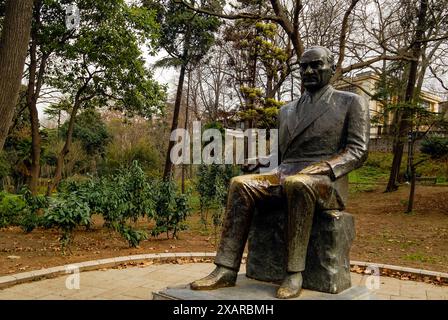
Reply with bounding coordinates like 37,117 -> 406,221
0,188 -> 48,231
0,192 -> 26,228
0,152 -> 11,181
56,161 -> 154,247
2,161 -> 193,250
151,179 -> 191,239
421,136 -> 448,159
91,162 -> 155,225
44,194 -> 91,251
196,164 -> 234,228
111,222 -> 148,248
19,188 -> 49,232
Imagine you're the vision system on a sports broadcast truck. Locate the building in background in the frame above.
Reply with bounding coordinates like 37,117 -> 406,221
439,101 -> 448,120
336,71 -> 443,139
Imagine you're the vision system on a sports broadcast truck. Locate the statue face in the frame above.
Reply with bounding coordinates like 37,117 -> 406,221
299,48 -> 334,92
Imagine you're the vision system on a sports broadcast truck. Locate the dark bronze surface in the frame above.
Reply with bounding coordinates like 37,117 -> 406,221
190,46 -> 370,298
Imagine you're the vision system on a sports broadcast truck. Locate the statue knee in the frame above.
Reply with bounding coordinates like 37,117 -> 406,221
284,174 -> 312,192
229,176 -> 249,191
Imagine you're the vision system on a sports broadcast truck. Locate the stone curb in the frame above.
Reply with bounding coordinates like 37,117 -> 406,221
0,252 -> 217,290
0,253 -> 446,290
350,260 -> 448,280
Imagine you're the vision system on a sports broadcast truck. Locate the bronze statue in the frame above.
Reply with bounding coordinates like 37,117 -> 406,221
190,46 -> 370,299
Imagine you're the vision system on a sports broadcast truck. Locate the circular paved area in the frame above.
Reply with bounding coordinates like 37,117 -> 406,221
0,263 -> 446,300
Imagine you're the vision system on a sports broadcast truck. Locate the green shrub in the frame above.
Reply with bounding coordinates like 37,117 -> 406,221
111,222 -> 148,248
88,161 -> 154,224
53,161 -> 155,248
196,164 -> 235,228
0,152 -> 11,180
2,161 -> 193,250
44,195 -> 91,251
151,179 -> 191,239
0,188 -> 49,231
0,193 -> 26,228
421,136 -> 448,159
19,188 -> 49,232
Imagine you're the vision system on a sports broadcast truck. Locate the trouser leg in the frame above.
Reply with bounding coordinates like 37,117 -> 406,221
215,173 -> 279,271
283,174 -> 318,272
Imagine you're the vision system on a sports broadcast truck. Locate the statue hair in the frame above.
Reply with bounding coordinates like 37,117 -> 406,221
304,46 -> 336,70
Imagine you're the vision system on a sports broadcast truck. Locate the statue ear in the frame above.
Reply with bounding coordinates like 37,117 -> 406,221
331,64 -> 336,74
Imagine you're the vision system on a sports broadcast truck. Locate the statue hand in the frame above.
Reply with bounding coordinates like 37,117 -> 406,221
242,157 -> 271,173
299,162 -> 333,177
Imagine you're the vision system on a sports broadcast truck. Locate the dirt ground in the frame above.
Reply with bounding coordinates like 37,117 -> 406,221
348,184 -> 448,273
0,184 -> 447,277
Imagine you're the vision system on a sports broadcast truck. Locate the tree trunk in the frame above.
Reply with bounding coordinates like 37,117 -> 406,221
28,95 -> 41,195
163,63 -> 187,180
181,69 -> 191,193
0,0 -> 34,151
28,53 -> 49,195
27,32 -> 39,195
46,99 -> 81,196
27,1 -> 48,195
385,0 -> 428,192
406,164 -> 416,213
266,72 -> 274,99
406,136 -> 417,213
380,49 -> 391,135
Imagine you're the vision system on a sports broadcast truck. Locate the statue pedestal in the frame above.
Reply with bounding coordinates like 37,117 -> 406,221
153,274 -> 375,300
247,207 -> 355,294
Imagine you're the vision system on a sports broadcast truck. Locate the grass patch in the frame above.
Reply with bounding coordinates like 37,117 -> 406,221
404,252 -> 437,264
400,241 -> 416,250
349,166 -> 388,184
349,152 -> 447,188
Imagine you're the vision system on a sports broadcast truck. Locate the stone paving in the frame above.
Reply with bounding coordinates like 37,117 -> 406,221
0,263 -> 446,300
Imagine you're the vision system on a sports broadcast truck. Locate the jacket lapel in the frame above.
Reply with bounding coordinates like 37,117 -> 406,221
284,86 -> 335,155
286,98 -> 302,138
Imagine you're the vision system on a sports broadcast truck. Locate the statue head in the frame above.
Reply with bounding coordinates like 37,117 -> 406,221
299,46 -> 336,93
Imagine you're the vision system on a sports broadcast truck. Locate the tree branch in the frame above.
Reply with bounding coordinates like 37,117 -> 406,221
335,0 -> 360,75
173,0 -> 282,23
340,53 -> 417,76
429,65 -> 448,91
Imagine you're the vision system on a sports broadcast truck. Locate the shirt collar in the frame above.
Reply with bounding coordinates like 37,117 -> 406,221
304,84 -> 331,103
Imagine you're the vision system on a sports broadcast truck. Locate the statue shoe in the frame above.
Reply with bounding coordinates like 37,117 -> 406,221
190,266 -> 237,290
276,272 -> 303,299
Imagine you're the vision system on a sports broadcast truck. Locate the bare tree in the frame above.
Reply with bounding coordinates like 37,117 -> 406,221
385,0 -> 448,191
191,39 -> 238,123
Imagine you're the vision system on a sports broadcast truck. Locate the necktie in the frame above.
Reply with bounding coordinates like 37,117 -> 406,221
298,94 -> 312,122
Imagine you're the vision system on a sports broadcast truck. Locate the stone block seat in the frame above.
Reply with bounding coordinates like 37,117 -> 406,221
246,198 -> 355,294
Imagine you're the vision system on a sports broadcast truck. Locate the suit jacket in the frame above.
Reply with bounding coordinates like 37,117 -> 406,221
277,85 -> 370,203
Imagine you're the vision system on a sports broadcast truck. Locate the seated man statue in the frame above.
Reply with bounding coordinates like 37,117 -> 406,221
190,46 -> 370,299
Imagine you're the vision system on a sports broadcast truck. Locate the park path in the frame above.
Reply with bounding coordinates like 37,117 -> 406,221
0,263 -> 446,300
